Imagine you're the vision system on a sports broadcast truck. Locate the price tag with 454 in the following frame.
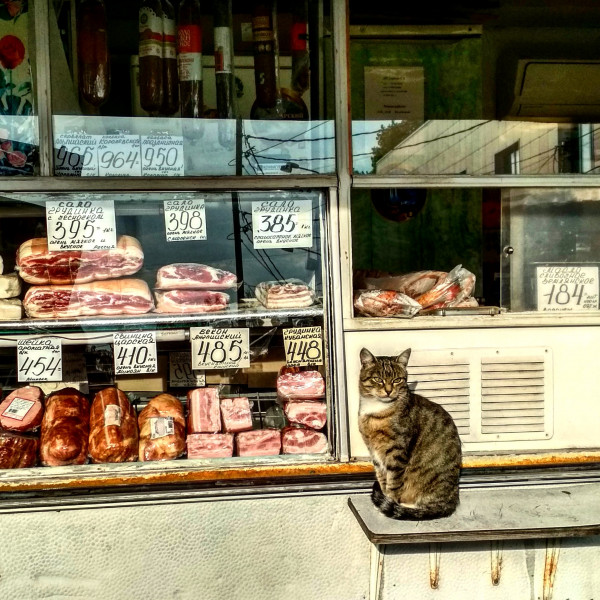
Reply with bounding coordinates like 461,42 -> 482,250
17,338 -> 63,383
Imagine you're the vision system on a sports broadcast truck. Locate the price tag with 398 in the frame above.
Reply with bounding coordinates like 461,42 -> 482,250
113,331 -> 158,375
163,199 -> 207,242
190,327 -> 250,370
283,326 -> 324,367
17,338 -> 63,382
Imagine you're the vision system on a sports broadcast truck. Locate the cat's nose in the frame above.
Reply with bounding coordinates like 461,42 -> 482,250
384,385 -> 393,395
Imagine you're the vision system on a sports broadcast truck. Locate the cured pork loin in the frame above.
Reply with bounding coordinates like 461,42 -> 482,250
0,385 -> 44,432
255,279 -> 315,309
282,426 -> 328,454
277,369 -> 325,400
23,279 -> 154,318
138,393 -> 186,461
155,263 -> 237,290
0,432 -> 38,469
40,388 -> 90,467
88,387 -> 139,463
284,401 -> 327,430
154,290 -> 229,314
220,397 -> 253,433
354,290 -> 421,318
236,429 -> 281,457
187,433 -> 234,458
187,387 -> 221,434
16,235 -> 144,285
415,265 -> 476,309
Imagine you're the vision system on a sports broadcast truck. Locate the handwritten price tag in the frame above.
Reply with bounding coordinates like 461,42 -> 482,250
54,133 -> 99,176
113,331 -> 158,375
17,338 -> 62,382
97,134 -> 142,177
141,135 -> 185,176
164,199 -> 207,242
46,199 -> 117,251
536,265 -> 599,311
283,326 -> 324,366
252,199 -> 313,249
169,351 -> 206,387
190,327 -> 250,370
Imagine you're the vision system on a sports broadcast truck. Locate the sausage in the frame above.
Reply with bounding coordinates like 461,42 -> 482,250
0,385 -> 44,432
139,0 -> 164,113
0,431 -> 38,469
138,393 -> 185,461
40,388 -> 90,467
88,387 -> 139,463
177,0 -> 203,118
160,0 -> 179,115
213,0 -> 235,119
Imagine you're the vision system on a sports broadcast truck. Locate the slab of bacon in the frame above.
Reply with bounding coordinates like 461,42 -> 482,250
236,429 -> 281,457
277,369 -> 325,400
154,290 -> 229,314
16,235 -> 144,285
187,433 -> 234,458
0,431 -> 38,469
282,426 -> 328,454
155,263 -> 237,290
23,278 -> 154,318
187,387 -> 222,434
284,401 -> 327,430
254,279 -> 315,309
220,397 -> 253,433
354,289 -> 421,318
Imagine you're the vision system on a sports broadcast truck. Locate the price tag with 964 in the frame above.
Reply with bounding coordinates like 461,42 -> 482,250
251,199 -> 313,249
536,265 -> 599,312
163,198 -> 207,242
97,134 -> 142,177
113,331 -> 158,375
190,327 -> 250,370
169,351 -> 205,387
17,338 -> 62,383
283,326 -> 324,367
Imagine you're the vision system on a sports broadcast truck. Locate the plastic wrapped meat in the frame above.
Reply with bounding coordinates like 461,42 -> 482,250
255,279 -> 315,309
187,433 -> 234,458
277,369 -> 325,400
282,427 -> 328,454
220,397 -> 253,433
187,387 -> 221,434
415,264 -> 476,309
155,263 -> 237,290
154,290 -> 229,314
355,269 -> 447,298
236,429 -> 281,457
354,290 -> 421,318
284,401 -> 327,430
0,386 -> 44,432
138,394 -> 186,461
0,431 -> 38,469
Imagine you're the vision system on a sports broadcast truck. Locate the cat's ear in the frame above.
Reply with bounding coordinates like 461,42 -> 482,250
395,348 -> 411,367
360,348 -> 376,366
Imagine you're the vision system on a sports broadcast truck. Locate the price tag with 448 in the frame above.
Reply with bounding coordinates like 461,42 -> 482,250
17,338 -> 63,383
283,326 -> 324,367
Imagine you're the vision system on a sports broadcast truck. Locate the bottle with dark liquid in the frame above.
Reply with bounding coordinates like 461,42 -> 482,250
139,0 -> 164,114
213,0 -> 235,119
177,0 -> 203,118
161,0 -> 179,115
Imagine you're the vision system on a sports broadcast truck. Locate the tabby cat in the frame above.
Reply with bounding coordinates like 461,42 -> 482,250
358,347 -> 462,520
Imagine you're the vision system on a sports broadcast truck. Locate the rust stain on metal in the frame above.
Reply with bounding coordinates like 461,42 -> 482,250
429,543 -> 441,589
543,539 -> 561,600
464,450 -> 600,469
490,541 -> 503,586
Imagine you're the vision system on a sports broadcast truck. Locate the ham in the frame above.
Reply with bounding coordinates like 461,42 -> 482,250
354,289 -> 421,318
23,278 -> 154,318
284,401 -> 327,430
236,429 -> 281,457
155,263 -> 237,290
187,433 -> 234,458
0,386 -> 44,432
220,397 -> 253,433
16,235 -> 144,285
154,290 -> 229,314
415,265 -> 476,309
282,427 -> 328,454
0,431 -> 38,469
187,387 -> 221,433
138,393 -> 186,461
254,279 -> 315,309
277,369 -> 325,400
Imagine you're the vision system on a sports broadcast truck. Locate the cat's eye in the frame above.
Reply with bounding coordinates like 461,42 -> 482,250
393,377 -> 406,383
372,377 -> 383,383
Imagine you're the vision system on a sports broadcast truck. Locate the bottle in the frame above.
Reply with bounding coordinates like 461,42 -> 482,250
161,0 -> 179,115
139,0 -> 164,114
177,0 -> 203,119
213,0 -> 235,120
77,0 -> 111,109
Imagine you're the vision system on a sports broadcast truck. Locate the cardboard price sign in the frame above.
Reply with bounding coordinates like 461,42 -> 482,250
536,265 -> 599,311
163,199 -> 207,242
113,331 -> 158,375
17,338 -> 62,382
190,327 -> 250,370
283,326 -> 324,366
169,351 -> 206,387
251,199 -> 313,249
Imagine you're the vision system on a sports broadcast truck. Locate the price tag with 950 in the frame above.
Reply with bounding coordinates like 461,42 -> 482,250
190,327 -> 250,370
141,135 -> 185,177
17,338 -> 63,383
283,326 -> 324,367
113,331 -> 158,375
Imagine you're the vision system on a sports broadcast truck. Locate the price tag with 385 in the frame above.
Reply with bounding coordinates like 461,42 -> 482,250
113,331 -> 158,375
283,326 -> 324,367
190,327 -> 250,370
17,338 -> 63,383
251,199 -> 313,249
163,199 -> 207,242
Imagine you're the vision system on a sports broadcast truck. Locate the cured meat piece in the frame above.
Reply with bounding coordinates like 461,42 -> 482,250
354,289 -> 421,318
236,429 -> 281,457
187,387 -> 221,434
356,269 -> 448,298
277,369 -> 325,400
138,393 -> 186,461
23,279 -> 154,319
0,298 -> 22,320
186,433 -> 234,458
415,265 -> 476,309
0,272 -> 21,298
88,387 -> 139,463
282,426 -> 328,454
40,388 -> 90,467
16,235 -> 144,285
220,397 -> 253,433
155,263 -> 237,290
254,279 -> 315,309
154,290 -> 229,314
0,386 -> 44,432
0,431 -> 38,469
284,401 -> 327,430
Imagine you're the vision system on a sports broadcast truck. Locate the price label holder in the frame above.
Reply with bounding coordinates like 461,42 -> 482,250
251,199 -> 313,249
54,132 -> 99,176
113,331 -> 158,375
163,198 -> 207,242
17,338 -> 63,383
283,326 -> 324,367
190,327 -> 250,370
536,265 -> 599,311
169,351 -> 206,387
46,199 -> 117,251
141,135 -> 185,176
97,134 -> 142,177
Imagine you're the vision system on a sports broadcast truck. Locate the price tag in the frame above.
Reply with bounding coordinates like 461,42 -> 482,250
38,352 -> 89,395
97,134 -> 142,177
190,327 -> 250,370
17,338 -> 62,383
536,266 -> 599,311
283,326 -> 324,367
252,199 -> 313,249
54,133 -> 99,176
46,199 -> 117,251
163,199 -> 207,242
169,351 -> 205,387
113,331 -> 158,375
141,135 -> 185,176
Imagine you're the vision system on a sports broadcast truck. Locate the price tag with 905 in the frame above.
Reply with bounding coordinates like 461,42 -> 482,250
536,265 -> 599,312
190,327 -> 250,370
54,133 -> 99,176
163,199 -> 207,242
283,326 -> 324,366
169,351 -> 205,387
113,331 -> 158,375
97,134 -> 142,177
141,135 -> 184,177
17,338 -> 62,382
252,199 -> 313,249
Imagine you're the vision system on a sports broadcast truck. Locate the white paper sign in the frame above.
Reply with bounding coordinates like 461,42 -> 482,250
164,199 -> 207,241
141,135 -> 185,176
536,265 -> 599,311
54,133 -> 99,176
190,327 -> 250,370
113,331 -> 158,375
97,134 -> 142,176
283,326 -> 324,367
46,199 -> 117,251
364,66 -> 425,120
169,351 -> 206,387
1,398 -> 35,420
252,199 -> 313,248
17,338 -> 62,382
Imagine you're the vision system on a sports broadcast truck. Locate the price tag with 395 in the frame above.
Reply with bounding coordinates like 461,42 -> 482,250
97,134 -> 142,177
283,326 -> 324,367
141,135 -> 184,177
169,351 -> 205,387
17,338 -> 62,382
113,331 -> 158,375
190,327 -> 250,370
163,199 -> 207,242
251,199 -> 313,249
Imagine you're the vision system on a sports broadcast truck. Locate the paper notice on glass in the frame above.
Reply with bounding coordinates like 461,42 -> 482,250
364,66 -> 424,120
536,265 -> 599,311
251,199 -> 313,249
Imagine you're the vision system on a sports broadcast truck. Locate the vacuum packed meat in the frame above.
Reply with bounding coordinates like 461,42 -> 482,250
0,431 -> 38,469
353,289 -> 422,318
255,279 -> 315,309
187,433 -> 234,458
236,429 -> 281,457
0,385 -> 44,432
138,393 -> 186,461
154,290 -> 229,313
415,264 -> 476,309
156,263 -> 237,289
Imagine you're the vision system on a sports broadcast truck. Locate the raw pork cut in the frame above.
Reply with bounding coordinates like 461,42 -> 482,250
0,385 -> 44,432
236,429 -> 281,457
0,431 -> 38,469
282,427 -> 328,454
187,387 -> 221,433
23,278 -> 154,318
277,369 -> 325,400
187,433 -> 234,458
354,289 -> 421,318
254,279 -> 315,309
155,263 -> 237,290
284,401 -> 327,430
16,235 -> 144,285
415,265 -> 476,309
154,290 -> 229,314
354,269 -> 447,298
220,397 -> 253,433
138,393 -> 186,461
